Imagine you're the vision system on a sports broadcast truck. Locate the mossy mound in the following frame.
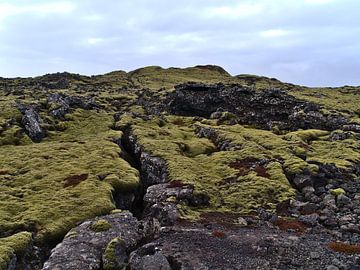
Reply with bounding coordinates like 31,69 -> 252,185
129,65 -> 237,91
0,232 -> 32,269
0,109 -> 139,244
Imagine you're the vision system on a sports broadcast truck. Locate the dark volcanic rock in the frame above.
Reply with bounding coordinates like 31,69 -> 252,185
47,93 -> 99,119
121,128 -> 169,188
16,104 -> 45,142
167,82 -> 349,131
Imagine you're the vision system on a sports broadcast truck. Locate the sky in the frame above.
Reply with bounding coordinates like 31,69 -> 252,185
0,0 -> 359,86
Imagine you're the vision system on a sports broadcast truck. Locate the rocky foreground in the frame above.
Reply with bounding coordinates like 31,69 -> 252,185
0,66 -> 359,269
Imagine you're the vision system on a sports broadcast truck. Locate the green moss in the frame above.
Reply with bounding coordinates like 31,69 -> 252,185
64,230 -> 78,239
0,232 -> 32,269
0,125 -> 32,146
330,188 -> 346,196
129,65 -> 237,91
283,129 -> 329,143
0,110 -> 139,244
103,237 -> 127,270
129,117 -> 296,215
90,219 -> 112,232
235,74 -> 302,92
290,87 -> 360,118
104,173 -> 139,193
307,139 -> 360,169
110,209 -> 123,214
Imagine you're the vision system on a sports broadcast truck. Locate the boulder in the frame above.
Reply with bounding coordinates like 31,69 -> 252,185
42,212 -> 148,270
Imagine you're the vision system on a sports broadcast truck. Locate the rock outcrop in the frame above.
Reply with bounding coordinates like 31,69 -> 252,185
167,82 -> 350,131
16,104 -> 45,142
47,93 -> 99,119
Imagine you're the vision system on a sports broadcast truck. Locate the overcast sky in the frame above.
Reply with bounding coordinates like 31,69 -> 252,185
0,0 -> 359,86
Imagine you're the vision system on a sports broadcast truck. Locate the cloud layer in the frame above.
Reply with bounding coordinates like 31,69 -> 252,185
0,0 -> 359,86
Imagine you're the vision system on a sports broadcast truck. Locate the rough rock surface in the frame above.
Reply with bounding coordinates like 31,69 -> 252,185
166,82 -> 349,131
128,223 -> 360,270
121,128 -> 169,188
42,212 -> 150,270
16,104 -> 45,142
47,93 -> 99,119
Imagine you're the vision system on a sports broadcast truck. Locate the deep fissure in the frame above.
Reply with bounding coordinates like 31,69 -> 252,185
117,128 -> 147,218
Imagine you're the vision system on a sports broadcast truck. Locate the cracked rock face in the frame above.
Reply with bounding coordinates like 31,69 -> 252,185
121,128 -> 169,188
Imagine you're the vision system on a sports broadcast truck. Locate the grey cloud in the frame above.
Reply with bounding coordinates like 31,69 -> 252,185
0,0 -> 359,86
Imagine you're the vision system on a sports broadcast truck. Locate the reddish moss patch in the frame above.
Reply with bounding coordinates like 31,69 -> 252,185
168,180 -> 187,188
275,218 -> 307,233
297,141 -> 312,150
200,212 -> 255,228
212,230 -> 226,238
328,242 -> 360,254
254,165 -> 270,178
63,173 -> 89,188
229,158 -> 270,178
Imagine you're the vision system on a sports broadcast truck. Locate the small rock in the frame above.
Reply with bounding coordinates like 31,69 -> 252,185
293,174 -> 313,190
298,214 -> 319,227
340,223 -> 360,233
237,217 -> 248,226
326,265 -> 339,270
299,203 -> 318,215
302,186 -> 315,194
338,214 -> 353,225
337,194 -> 351,207
310,252 -> 320,259
323,217 -> 338,228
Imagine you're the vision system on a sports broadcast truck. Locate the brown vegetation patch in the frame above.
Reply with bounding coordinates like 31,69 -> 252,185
254,165 -> 270,178
297,141 -> 312,150
0,169 -> 10,175
276,200 -> 291,216
200,212 -> 255,228
328,242 -> 360,254
229,158 -> 270,178
275,218 -> 307,233
63,173 -> 89,188
168,180 -> 187,188
212,230 -> 226,238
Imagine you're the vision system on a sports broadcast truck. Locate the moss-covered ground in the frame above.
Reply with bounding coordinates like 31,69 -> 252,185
0,107 -> 139,246
0,65 -> 359,266
116,111 -> 359,218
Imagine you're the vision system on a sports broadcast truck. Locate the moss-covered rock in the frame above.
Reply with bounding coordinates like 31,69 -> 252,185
103,237 -> 127,270
91,219 -> 112,232
0,232 -> 32,270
